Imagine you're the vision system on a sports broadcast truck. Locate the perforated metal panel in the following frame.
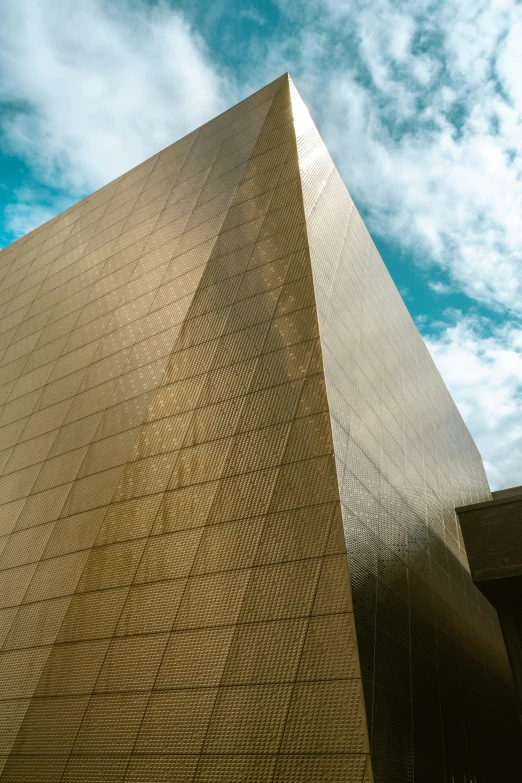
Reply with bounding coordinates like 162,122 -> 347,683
0,74 -> 518,782
289,76 -> 521,781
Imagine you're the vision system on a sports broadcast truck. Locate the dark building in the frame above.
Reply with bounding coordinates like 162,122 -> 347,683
457,486 -> 522,730
0,74 -> 519,781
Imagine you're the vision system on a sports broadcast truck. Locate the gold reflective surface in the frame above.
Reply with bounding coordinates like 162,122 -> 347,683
289,76 -> 520,780
0,74 -> 518,782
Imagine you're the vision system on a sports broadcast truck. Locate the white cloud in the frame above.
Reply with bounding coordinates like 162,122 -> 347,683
274,0 -> 522,316
3,199 -> 59,239
239,7 -> 267,26
428,281 -> 452,294
425,315 -> 522,490
0,0 -> 229,229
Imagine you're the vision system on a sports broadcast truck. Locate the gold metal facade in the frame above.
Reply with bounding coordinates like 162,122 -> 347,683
289,79 -> 521,780
0,74 -> 518,781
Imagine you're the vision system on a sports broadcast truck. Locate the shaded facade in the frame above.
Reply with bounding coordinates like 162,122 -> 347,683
0,74 -> 519,781
457,487 -> 522,726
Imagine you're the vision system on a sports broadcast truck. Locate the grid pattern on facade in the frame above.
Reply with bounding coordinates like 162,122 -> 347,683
289,78 -> 521,781
0,77 -> 373,782
0,73 -> 519,782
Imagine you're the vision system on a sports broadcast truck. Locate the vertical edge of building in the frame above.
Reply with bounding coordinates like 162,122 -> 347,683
0,75 -> 376,781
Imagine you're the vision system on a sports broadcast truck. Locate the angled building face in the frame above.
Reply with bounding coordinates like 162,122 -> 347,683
0,74 -> 519,781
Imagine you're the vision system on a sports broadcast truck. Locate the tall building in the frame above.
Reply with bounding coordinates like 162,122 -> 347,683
0,74 -> 519,782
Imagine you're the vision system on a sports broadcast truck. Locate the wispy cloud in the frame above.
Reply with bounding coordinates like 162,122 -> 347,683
3,199 -> 59,239
0,0 -> 229,236
239,7 -> 267,26
428,281 -> 452,295
271,0 -> 522,316
426,315 -> 522,490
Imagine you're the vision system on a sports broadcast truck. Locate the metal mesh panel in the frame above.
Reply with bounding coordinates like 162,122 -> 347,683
0,76 -> 372,782
289,75 -> 520,782
0,73 -> 518,782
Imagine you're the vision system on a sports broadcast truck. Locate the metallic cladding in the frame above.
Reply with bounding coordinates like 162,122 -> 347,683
289,77 -> 521,780
0,74 -> 518,781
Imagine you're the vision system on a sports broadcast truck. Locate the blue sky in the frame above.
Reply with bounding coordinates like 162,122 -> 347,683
0,0 -> 521,489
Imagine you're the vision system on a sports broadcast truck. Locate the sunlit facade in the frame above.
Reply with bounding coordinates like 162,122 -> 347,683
0,74 -> 519,782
